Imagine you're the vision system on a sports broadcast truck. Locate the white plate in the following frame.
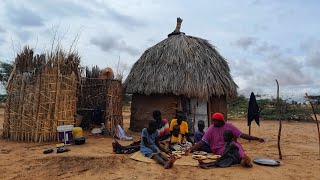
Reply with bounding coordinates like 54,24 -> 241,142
172,151 -> 185,155
207,155 -> 221,160
192,155 -> 207,160
193,151 -> 207,155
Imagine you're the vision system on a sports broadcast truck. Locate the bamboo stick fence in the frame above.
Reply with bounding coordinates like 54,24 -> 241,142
2,47 -> 80,142
77,66 -> 123,136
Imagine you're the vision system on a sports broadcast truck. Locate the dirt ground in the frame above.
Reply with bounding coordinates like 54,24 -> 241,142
0,109 -> 319,180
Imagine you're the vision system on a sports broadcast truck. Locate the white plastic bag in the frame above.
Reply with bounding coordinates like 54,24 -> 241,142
115,125 -> 133,141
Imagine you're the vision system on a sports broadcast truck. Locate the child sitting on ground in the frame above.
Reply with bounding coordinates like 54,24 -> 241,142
169,125 -> 193,151
194,120 -> 211,153
198,130 -> 253,168
169,125 -> 183,150
141,120 -> 176,169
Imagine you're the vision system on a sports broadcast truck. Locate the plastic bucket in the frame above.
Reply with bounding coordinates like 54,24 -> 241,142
72,127 -> 83,138
57,125 -> 74,145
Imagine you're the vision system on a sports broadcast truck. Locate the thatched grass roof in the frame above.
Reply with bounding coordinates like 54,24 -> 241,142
124,21 -> 237,100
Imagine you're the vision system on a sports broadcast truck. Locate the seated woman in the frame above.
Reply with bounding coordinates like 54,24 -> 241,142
170,111 -> 193,144
186,112 -> 264,166
141,120 -> 176,169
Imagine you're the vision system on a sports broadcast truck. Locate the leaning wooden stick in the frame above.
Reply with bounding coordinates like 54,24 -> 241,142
275,79 -> 282,159
305,93 -> 320,155
249,124 -> 251,142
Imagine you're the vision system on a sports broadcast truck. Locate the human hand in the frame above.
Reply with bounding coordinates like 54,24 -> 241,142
184,148 -> 191,155
152,148 -> 158,153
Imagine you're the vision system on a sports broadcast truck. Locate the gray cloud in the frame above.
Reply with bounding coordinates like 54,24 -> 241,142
6,5 -> 44,27
300,39 -> 320,67
234,38 -> 316,87
305,51 -> 320,67
0,26 -> 5,33
254,41 -> 280,54
271,55 -> 312,86
91,36 -> 140,56
16,30 -> 33,42
234,36 -> 280,55
231,59 -> 255,77
0,37 -> 6,46
300,39 -> 320,51
103,5 -> 145,29
32,0 -> 90,17
251,0 -> 263,5
233,51 -> 314,92
234,37 -> 258,50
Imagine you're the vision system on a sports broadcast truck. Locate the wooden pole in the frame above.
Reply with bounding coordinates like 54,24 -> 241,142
305,93 -> 320,156
275,79 -> 282,159
249,124 -> 251,142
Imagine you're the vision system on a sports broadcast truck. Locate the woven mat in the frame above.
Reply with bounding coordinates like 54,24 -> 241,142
130,151 -> 214,167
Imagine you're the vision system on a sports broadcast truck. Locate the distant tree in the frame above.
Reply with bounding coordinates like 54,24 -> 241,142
228,95 -> 314,121
0,61 -> 14,86
0,61 -> 13,103
227,95 -> 248,117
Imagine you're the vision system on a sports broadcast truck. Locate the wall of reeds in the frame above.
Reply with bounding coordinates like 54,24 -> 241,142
77,66 -> 123,136
2,47 -> 80,142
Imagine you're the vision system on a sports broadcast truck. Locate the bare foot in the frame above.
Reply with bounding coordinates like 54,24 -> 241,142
241,154 -> 253,168
169,156 -> 177,168
164,157 -> 177,169
164,161 -> 172,169
198,159 -> 204,165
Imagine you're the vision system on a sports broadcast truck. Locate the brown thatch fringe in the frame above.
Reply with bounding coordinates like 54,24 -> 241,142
124,33 -> 237,100
3,46 -> 80,142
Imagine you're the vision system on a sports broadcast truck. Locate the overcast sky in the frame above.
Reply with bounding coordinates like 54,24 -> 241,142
0,0 -> 319,100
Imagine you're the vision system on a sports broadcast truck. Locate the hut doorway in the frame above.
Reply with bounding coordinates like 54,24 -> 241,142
180,97 -> 208,134
191,99 -> 208,133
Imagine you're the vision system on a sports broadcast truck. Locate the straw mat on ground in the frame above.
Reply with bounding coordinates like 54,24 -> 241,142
130,151 -> 215,167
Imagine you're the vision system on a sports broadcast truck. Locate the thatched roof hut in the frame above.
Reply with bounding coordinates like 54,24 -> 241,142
124,18 -> 237,132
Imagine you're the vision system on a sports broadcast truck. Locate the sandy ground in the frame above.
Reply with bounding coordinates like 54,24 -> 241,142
0,109 -> 319,180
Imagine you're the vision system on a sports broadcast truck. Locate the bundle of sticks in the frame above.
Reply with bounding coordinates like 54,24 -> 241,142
3,46 -> 80,142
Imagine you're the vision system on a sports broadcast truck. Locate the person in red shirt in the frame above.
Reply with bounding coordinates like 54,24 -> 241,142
153,110 -> 171,141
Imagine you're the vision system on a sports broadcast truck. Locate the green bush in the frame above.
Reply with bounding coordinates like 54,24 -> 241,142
228,95 -> 316,121
0,94 -> 7,103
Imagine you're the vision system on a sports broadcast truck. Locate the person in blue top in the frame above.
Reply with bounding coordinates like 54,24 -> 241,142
194,120 -> 211,153
140,120 -> 176,169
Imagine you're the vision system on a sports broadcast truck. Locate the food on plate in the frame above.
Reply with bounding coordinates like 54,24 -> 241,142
192,155 -> 207,160
193,151 -> 207,155
207,155 -> 221,160
172,151 -> 185,155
